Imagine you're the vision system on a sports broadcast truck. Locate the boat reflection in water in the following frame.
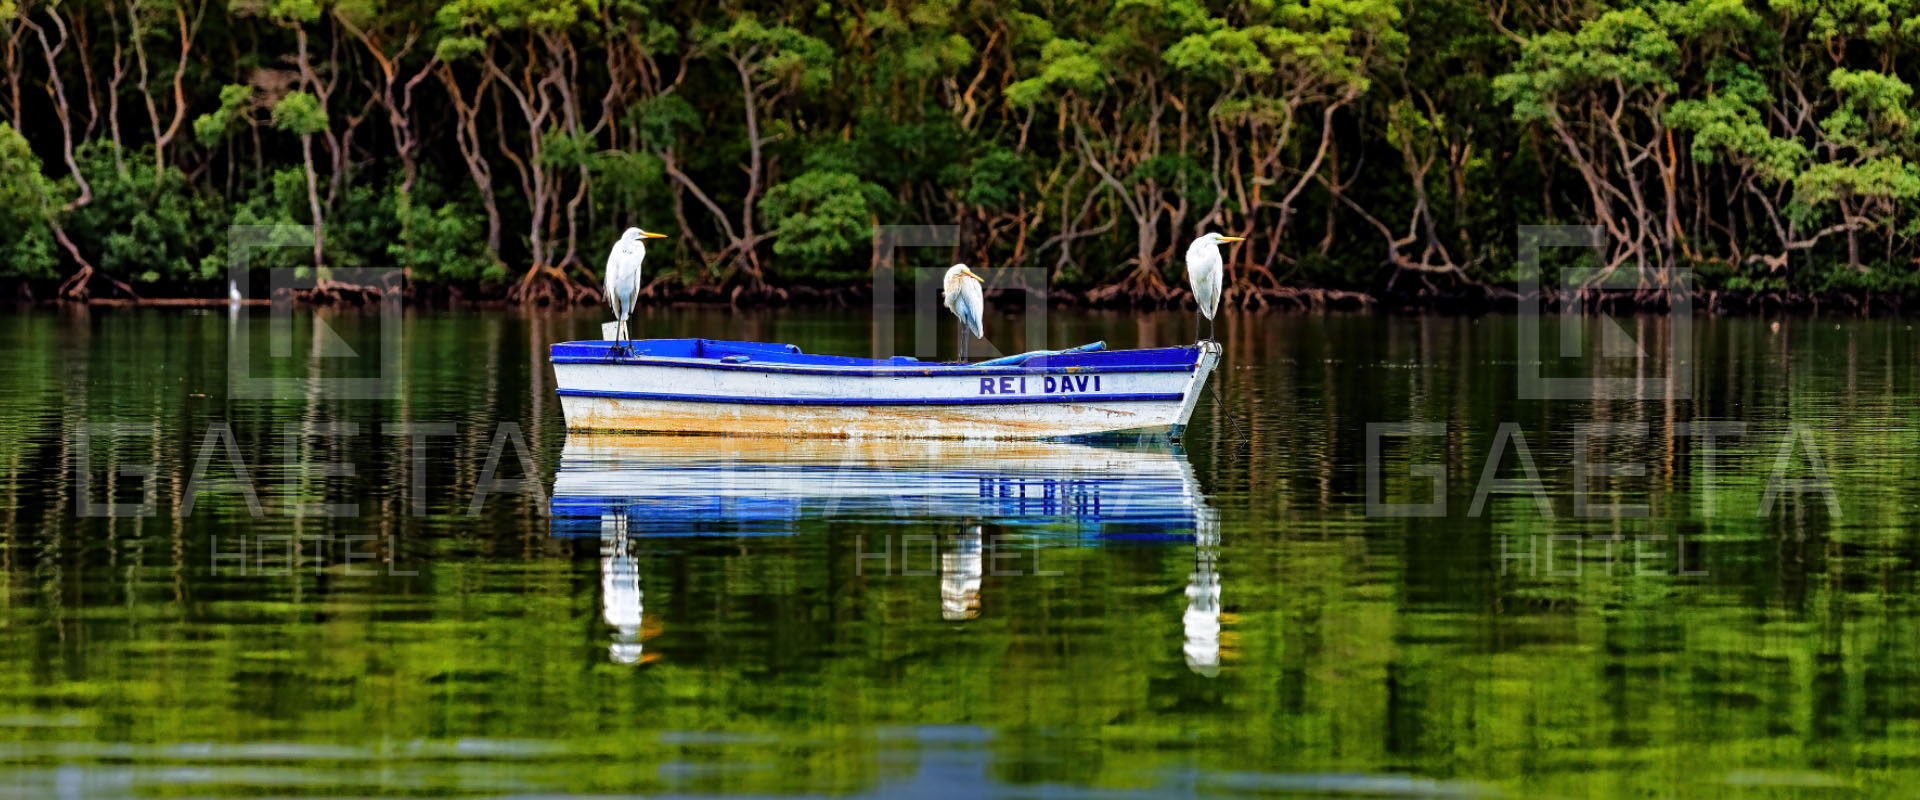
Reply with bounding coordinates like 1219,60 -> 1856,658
550,434 -> 1224,671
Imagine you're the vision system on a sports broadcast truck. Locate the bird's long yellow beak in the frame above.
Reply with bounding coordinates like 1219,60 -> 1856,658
963,269 -> 983,282
1218,236 -> 1245,242
642,232 -> 668,239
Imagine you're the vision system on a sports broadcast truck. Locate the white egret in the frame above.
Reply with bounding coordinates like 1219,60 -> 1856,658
605,227 -> 667,348
943,264 -> 985,361
1185,232 -> 1244,343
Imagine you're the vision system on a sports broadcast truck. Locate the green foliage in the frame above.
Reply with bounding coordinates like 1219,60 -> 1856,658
1794,157 -> 1920,209
761,170 -> 889,280
266,0 -> 324,24
1005,39 -> 1101,107
1496,8 -> 1679,122
1824,68 -> 1916,147
11,0 -> 1920,299
861,0 -> 975,82
433,34 -> 487,63
961,148 -> 1032,211
625,94 -> 701,152
270,91 -> 329,137
194,84 -> 255,146
1667,90 -> 1808,181
226,168 -> 323,273
700,17 -> 834,89
1129,153 -> 1213,213
0,124 -> 59,279
538,130 -> 594,170
434,0 -> 597,35
1164,27 -> 1276,82
319,175 -> 503,282
594,150 -> 667,210
63,146 -> 231,283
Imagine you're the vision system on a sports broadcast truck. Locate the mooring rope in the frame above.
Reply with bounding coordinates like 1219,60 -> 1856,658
1205,345 -> 1251,445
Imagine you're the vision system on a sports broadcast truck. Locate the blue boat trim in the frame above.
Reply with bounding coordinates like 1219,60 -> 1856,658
549,357 -> 1195,377
550,338 -> 1200,377
556,389 -> 1185,406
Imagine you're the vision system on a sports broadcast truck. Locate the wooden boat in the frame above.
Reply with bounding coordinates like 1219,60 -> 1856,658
549,338 -> 1222,439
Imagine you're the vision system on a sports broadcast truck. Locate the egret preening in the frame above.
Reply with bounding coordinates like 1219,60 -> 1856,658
1185,233 -> 1244,343
943,264 -> 985,361
605,227 -> 667,348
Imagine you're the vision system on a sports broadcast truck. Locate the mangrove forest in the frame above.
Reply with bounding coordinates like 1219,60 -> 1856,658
3,0 -> 1919,306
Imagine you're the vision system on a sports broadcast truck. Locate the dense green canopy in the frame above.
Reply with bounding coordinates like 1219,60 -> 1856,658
4,0 -> 1920,302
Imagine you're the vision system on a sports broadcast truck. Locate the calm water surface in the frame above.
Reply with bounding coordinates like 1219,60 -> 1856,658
0,306 -> 1916,798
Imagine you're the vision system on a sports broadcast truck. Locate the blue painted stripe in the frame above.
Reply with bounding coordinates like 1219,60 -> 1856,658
548,339 -> 1202,376
549,357 -> 1194,377
555,389 -> 1185,406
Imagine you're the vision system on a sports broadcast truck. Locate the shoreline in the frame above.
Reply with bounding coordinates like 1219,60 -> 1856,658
21,285 -> 1920,316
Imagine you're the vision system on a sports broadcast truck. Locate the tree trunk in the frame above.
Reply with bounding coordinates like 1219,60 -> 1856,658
300,132 -> 324,269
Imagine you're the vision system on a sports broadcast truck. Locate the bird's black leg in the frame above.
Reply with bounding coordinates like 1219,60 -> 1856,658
958,320 -> 968,362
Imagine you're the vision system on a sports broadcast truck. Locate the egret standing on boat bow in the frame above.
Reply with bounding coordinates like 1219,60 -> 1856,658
605,227 -> 667,347
943,264 -> 985,361
1185,233 -> 1244,343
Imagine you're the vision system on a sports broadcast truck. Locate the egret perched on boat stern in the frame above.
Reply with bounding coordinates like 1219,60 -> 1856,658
943,264 -> 985,361
605,227 -> 667,349
1185,233 -> 1244,343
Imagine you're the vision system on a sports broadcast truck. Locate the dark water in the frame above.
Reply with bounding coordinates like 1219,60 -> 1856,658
1,305 -> 1916,798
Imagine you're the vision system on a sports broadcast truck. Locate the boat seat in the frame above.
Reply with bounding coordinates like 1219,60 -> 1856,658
973,341 -> 1107,367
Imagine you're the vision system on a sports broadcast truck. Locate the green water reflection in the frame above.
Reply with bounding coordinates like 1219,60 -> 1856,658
0,306 -> 1914,797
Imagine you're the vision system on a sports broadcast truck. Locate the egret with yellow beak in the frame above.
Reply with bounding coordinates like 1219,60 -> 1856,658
943,264 -> 985,361
605,227 -> 667,350
1185,233 -> 1244,343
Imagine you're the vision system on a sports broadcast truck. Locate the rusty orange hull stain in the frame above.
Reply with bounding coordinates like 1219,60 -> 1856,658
560,397 -> 1176,440
559,433 -> 1167,462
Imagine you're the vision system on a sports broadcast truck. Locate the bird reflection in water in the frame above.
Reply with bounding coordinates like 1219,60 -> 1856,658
600,512 -> 659,665
1183,509 -> 1225,676
941,524 -> 985,620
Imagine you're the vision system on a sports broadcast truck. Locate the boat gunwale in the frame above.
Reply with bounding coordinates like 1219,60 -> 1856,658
549,339 -> 1201,377
549,355 -> 1199,377
554,388 -> 1187,406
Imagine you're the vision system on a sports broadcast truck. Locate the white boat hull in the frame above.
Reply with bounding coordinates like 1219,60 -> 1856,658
551,341 -> 1221,440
